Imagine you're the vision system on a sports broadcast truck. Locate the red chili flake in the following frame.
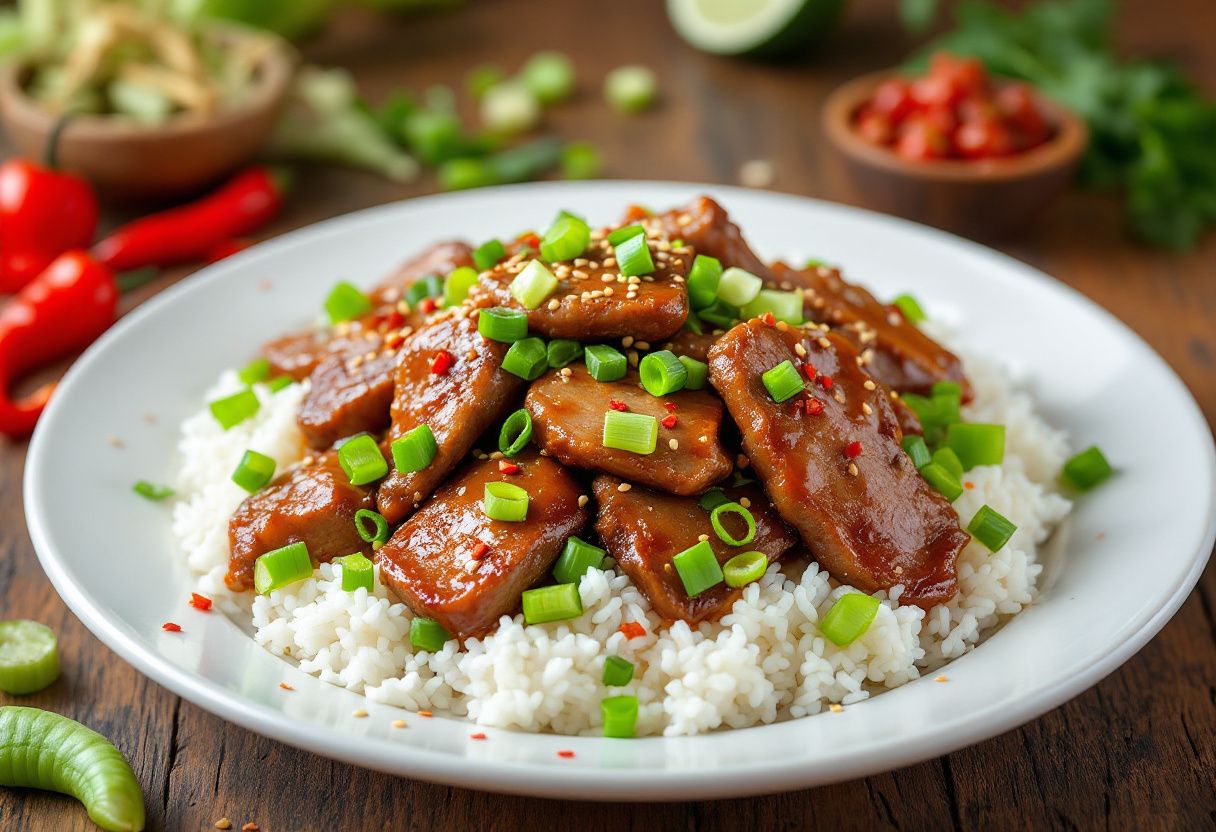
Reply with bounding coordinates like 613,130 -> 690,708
663,402 -> 678,413
162,622 -> 182,633
964,481 -> 975,490
805,397 -> 825,416
608,399 -> 630,412
279,682 -> 294,691
384,331 -> 405,350
189,592 -> 213,612
844,441 -> 863,459
430,350 -> 454,375
801,362 -> 817,380
557,750 -> 576,759
419,297 -> 438,314
619,621 -> 646,639
418,710 -> 434,718
471,542 -> 491,561
818,374 -> 834,390
470,732 -> 487,740
498,460 -> 521,475
660,414 -> 678,429
521,233 -> 541,251
761,311 -> 776,326
384,310 -> 405,330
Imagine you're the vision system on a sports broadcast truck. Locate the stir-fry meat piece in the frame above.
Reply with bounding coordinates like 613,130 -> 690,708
708,319 -> 968,607
296,334 -> 399,450
371,240 -> 474,304
773,262 -> 971,400
263,330 -> 330,382
376,306 -> 525,523
593,476 -> 797,623
377,451 -> 589,638
660,326 -> 720,364
470,232 -> 691,342
226,451 -> 376,592
639,196 -> 774,281
526,365 -> 732,496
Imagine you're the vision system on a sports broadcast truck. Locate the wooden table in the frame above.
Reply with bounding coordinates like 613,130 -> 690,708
2,1 -> 1213,828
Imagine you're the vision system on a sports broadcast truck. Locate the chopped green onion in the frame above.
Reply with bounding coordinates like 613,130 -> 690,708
892,293 -> 926,324
762,360 -> 803,403
919,462 -> 963,502
484,481 -> 529,522
819,593 -> 881,646
522,582 -> 583,625
337,434 -> 388,486
391,424 -> 437,474
499,408 -> 533,457
602,655 -> 635,687
686,254 -> 722,309
481,80 -> 541,134
209,389 -> 260,430
931,381 -> 962,399
336,552 -> 375,592
672,540 -> 724,597
502,336 -> 548,380
553,536 -> 607,585
698,299 -> 739,330
231,450 -> 276,493
601,694 -> 639,737
584,345 -> 627,382
478,306 -> 528,342
945,423 -> 1005,470
710,502 -> 757,547
546,338 -> 581,368
510,260 -> 559,309
421,273 -> 445,299
267,376 -> 294,393
473,239 -> 507,272
325,281 -> 372,323
410,617 -> 451,653
901,393 -> 956,433
238,358 -> 271,386
684,308 -> 704,335
716,267 -> 763,307
933,389 -> 962,425
740,288 -> 804,325
967,505 -> 1017,553
723,550 -> 768,588
1061,445 -> 1113,491
444,266 -> 479,307
603,411 -> 658,455
0,619 -> 60,695
605,63 -> 657,113
521,50 -> 575,104
932,447 -> 964,481
403,280 -> 431,307
466,63 -> 504,99
698,488 -> 728,511
607,225 -> 645,245
614,231 -> 655,277
253,542 -> 313,595
679,356 -> 708,390
133,480 -> 174,501
561,141 -> 602,180
540,213 -> 591,262
639,350 -> 688,396
902,434 -> 932,469
354,509 -> 390,546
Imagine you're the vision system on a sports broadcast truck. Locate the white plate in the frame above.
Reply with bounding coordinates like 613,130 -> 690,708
25,182 -> 1216,800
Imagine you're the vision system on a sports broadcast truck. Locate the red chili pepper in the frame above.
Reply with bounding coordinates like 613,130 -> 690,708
418,298 -> 438,314
0,251 -> 118,438
92,167 -> 287,271
498,460 -> 521,475
818,374 -> 834,390
430,350 -> 454,375
663,402 -> 678,413
0,156 -> 98,294
805,398 -> 825,416
189,592 -> 214,612
557,750 -> 575,759
761,312 -> 776,326
619,621 -> 646,639
162,622 -> 182,633
471,542 -> 491,561
470,732 -> 487,740
844,441 -> 863,459
801,362 -> 817,380
204,239 -> 252,265
660,414 -> 678,429
608,399 -> 629,412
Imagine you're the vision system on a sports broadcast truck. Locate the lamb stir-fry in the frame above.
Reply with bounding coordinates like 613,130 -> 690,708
227,197 -> 974,640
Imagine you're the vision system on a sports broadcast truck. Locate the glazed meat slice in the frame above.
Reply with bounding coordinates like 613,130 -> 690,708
226,451 -> 376,592
593,476 -> 797,623
376,307 -> 525,523
263,330 -> 330,382
526,366 -> 732,495
376,451 -> 589,638
707,319 -> 969,606
773,262 -> 970,400
371,240 -> 474,305
297,333 -> 402,449
642,196 -> 774,281
660,326 -> 720,364
471,231 -> 691,342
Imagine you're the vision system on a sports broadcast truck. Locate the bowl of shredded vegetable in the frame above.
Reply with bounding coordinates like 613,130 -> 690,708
0,4 -> 294,200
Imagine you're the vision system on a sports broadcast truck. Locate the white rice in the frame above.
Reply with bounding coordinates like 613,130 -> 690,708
172,337 -> 1072,736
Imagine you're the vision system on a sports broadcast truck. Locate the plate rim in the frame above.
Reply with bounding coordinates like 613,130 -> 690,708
24,180 -> 1216,800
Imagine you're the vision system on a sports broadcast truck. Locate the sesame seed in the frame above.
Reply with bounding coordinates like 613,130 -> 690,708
601,273 -> 615,283
604,286 -> 616,297
776,321 -> 789,332
627,275 -> 641,285
603,257 -> 617,267
672,274 -> 685,283
736,454 -> 750,469
352,709 -> 369,718
413,491 -> 422,503
626,292 -> 638,300
818,337 -> 831,348
862,402 -> 873,415
934,675 -> 948,683
560,367 -> 573,377
700,435 -> 709,443
740,497 -> 751,508
668,438 -> 679,450
572,269 -> 588,279
863,380 -> 877,391
698,534 -> 709,542
848,462 -> 859,477
830,704 -> 844,713
622,336 -> 635,347
635,341 -> 650,351
617,482 -> 632,492
392,719 -> 408,728
214,819 -> 232,830
107,435 -> 124,449
591,290 -> 604,299
795,343 -> 807,358
578,495 -> 589,507
627,350 -> 639,366
547,299 -> 561,311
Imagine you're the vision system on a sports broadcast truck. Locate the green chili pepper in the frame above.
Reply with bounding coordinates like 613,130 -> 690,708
0,706 -> 145,831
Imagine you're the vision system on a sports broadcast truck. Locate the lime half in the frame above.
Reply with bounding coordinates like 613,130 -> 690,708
666,0 -> 847,58
0,620 -> 61,695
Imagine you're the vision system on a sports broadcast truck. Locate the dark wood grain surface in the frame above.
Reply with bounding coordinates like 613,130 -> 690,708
2,1 -> 1213,829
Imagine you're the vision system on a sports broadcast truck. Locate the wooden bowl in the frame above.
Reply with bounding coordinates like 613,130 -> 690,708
0,28 -> 294,202
822,70 -> 1087,239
